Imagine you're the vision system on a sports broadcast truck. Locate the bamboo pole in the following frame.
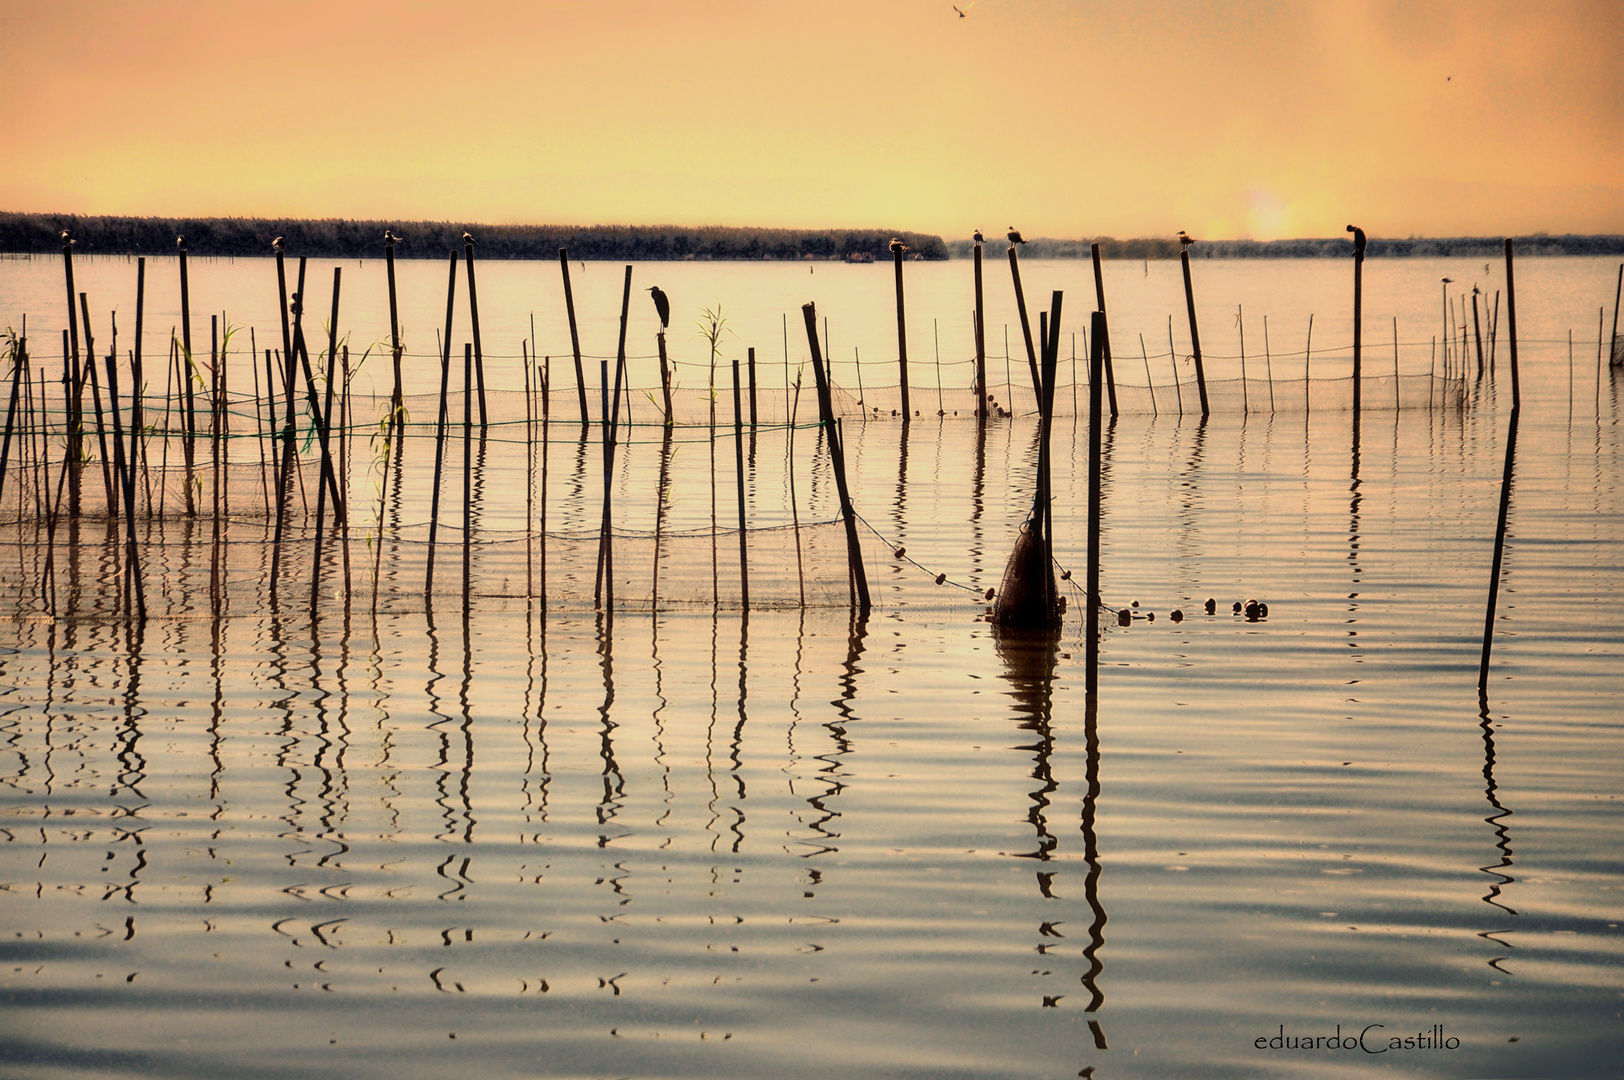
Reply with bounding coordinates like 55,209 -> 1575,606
559,248 -> 589,424
464,236 -> 489,426
892,245 -> 910,420
1179,249 -> 1211,417
1089,243 -> 1119,417
802,302 -> 869,613
425,250 -> 458,597
732,357 -> 749,609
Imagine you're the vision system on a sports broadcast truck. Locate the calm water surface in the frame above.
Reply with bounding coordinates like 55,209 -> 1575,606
1,256 -> 1621,1078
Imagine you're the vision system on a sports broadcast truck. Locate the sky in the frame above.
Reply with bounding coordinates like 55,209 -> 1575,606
1,0 -> 1621,241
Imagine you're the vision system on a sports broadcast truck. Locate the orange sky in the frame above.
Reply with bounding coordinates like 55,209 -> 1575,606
2,0 -> 1620,240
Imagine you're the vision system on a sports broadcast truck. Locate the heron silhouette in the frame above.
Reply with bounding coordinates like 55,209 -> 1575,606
1346,224 -> 1367,258
1007,227 -> 1025,245
647,286 -> 670,329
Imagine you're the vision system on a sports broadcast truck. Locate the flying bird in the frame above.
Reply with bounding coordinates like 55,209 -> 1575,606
973,229 -> 985,244
646,285 -> 670,329
1346,224 -> 1366,258
1006,227 -> 1025,245
953,4 -> 966,15
1177,230 -> 1195,248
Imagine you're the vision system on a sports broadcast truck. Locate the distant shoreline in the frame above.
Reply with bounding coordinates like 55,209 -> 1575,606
3,212 -> 1620,261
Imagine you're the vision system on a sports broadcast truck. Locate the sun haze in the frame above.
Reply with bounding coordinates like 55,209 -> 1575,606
1,0 -> 1619,240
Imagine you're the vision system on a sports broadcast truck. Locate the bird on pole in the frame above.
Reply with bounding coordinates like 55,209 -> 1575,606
647,286 -> 670,329
1177,230 -> 1195,248
973,229 -> 985,244
462,231 -> 476,246
1346,224 -> 1367,258
272,235 -> 284,253
384,229 -> 399,248
889,237 -> 907,255
176,235 -> 186,252
1006,226 -> 1025,245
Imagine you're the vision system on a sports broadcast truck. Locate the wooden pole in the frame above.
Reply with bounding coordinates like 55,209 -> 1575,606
1007,246 -> 1043,407
385,232 -> 404,436
747,346 -> 758,427
973,244 -> 987,418
1089,243 -> 1119,417
1609,263 -> 1622,367
270,257 -> 307,588
61,233 -> 84,514
309,267 -> 344,612
1085,311 -> 1105,694
78,294 -> 117,518
656,331 -> 673,424
463,342 -> 473,599
1352,246 -> 1364,413
425,251 -> 458,597
802,302 -> 870,613
1179,250 -> 1211,417
893,245 -> 911,420
464,236 -> 488,426
1478,403 -> 1519,692
1472,289 -> 1485,378
732,357 -> 749,609
1504,239 -> 1520,409
559,248 -> 589,424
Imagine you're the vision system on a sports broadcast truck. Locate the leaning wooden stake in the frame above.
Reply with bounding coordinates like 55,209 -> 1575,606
1085,310 -> 1106,694
1007,246 -> 1043,408
424,250 -> 458,597
1504,239 -> 1520,409
464,235 -> 489,426
559,248 -> 590,424
61,232 -> 84,515
802,302 -> 870,614
1089,244 -> 1120,417
1179,249 -> 1211,417
1477,402 -> 1520,692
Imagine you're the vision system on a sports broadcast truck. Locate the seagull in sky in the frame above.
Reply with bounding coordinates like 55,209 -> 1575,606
1006,227 -> 1025,245
646,285 -> 670,329
953,4 -> 966,16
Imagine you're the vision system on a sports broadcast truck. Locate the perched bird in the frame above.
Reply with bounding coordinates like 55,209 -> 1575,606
1177,230 -> 1195,248
271,235 -> 285,252
1441,276 -> 1454,285
462,231 -> 476,246
646,285 -> 670,329
889,237 -> 907,254
384,229 -> 399,247
1346,223 -> 1366,258
1006,227 -> 1025,245
59,229 -> 72,243
176,235 -> 186,251
973,229 -> 985,244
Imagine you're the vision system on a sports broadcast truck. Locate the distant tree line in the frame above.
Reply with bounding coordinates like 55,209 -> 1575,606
946,234 -> 1624,259
0,212 -> 949,262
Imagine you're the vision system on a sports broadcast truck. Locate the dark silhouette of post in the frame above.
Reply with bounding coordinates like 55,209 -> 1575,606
974,243 -> 988,417
1504,239 -> 1520,408
656,331 -> 673,423
892,246 -> 911,419
1085,310 -> 1106,693
463,236 -> 488,426
1609,263 -> 1622,367
1478,404 -> 1519,692
1472,289 -> 1485,378
1179,249 -> 1211,417
425,251 -> 458,597
1089,243 -> 1119,417
1350,230 -> 1364,412
747,346 -> 758,426
558,248 -> 589,424
732,358 -> 749,609
1007,246 -> 1042,407
802,302 -> 870,614
385,232 -> 404,424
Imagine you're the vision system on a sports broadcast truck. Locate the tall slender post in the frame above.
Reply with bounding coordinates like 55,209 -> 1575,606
79,294 -> 116,517
1007,246 -> 1043,407
892,245 -> 911,419
1089,243 -> 1119,417
1179,249 -> 1211,417
425,250 -> 458,597
308,267 -> 344,612
1351,241 -> 1364,412
747,346 -> 758,427
1504,239 -> 1520,409
1472,289 -> 1485,378
1085,311 -> 1105,694
559,248 -> 589,424
1478,404 -> 1519,691
464,236 -> 488,426
973,243 -> 987,418
463,343 -> 473,598
732,357 -> 749,609
385,231 -> 404,425
61,232 -> 84,514
802,302 -> 870,614
656,331 -> 673,424
178,239 -> 196,494
1608,263 -> 1622,367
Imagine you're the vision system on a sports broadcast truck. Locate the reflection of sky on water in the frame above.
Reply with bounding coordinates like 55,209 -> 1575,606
0,345 -> 1621,1077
